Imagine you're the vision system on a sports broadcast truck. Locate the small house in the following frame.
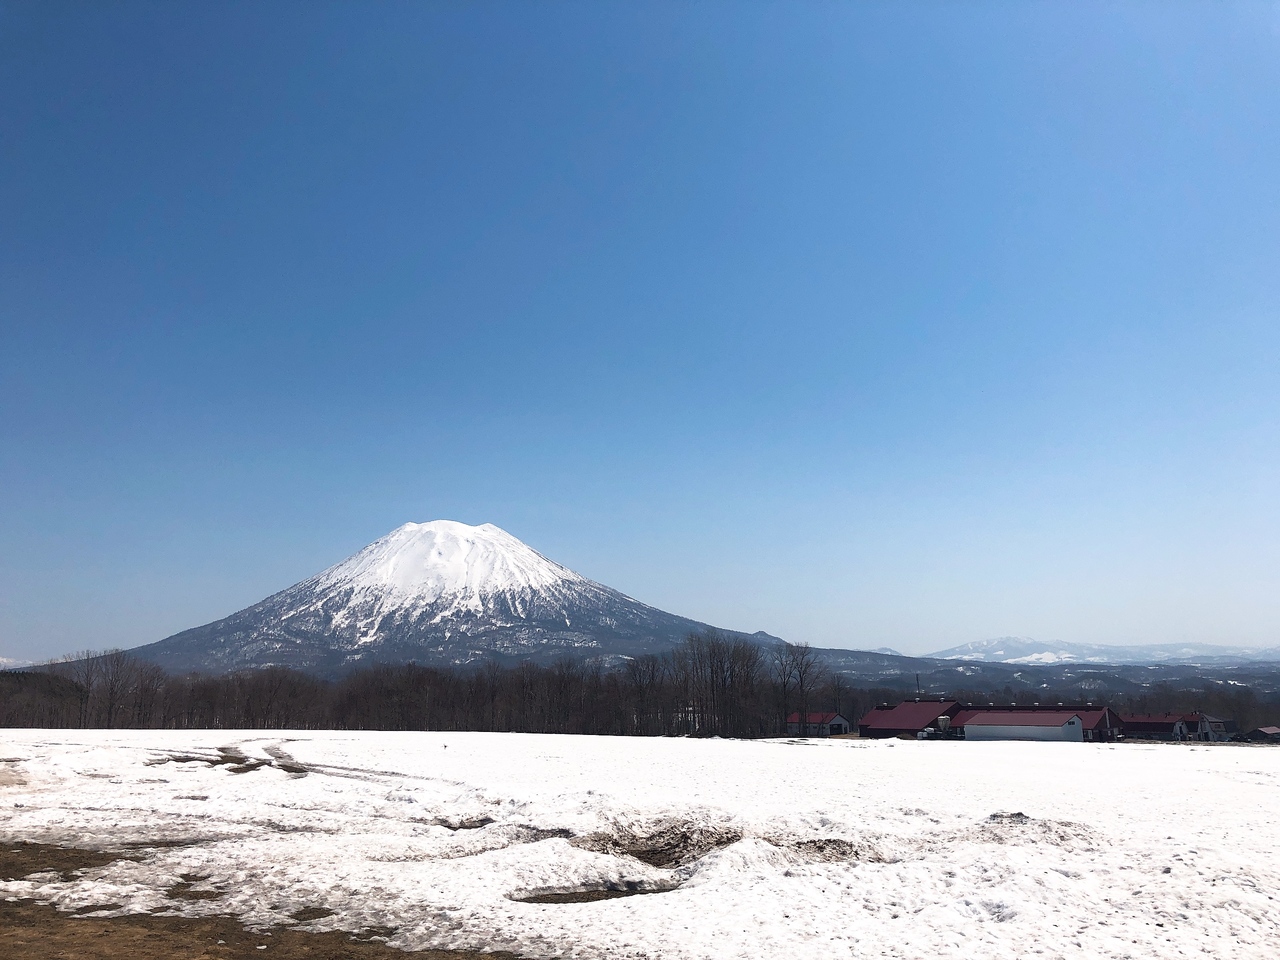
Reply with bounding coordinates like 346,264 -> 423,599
1247,726 -> 1280,743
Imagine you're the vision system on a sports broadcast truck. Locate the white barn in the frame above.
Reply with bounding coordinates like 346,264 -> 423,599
957,710 -> 1085,742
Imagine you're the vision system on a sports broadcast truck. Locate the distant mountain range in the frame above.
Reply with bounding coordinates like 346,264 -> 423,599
131,521 -> 779,676
925,636 -> 1280,666
112,521 -> 1279,699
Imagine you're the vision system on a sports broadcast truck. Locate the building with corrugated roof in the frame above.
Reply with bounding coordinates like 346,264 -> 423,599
951,705 -> 1122,742
1119,713 -> 1191,740
859,700 -> 1124,741
857,700 -> 961,739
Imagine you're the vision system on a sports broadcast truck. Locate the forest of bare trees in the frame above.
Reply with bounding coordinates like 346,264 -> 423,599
2,631 -> 1277,734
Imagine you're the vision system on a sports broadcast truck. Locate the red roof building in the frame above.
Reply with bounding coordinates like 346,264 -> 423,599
1119,713 -> 1191,740
859,700 -> 1124,741
951,705 -> 1122,742
857,700 -> 961,739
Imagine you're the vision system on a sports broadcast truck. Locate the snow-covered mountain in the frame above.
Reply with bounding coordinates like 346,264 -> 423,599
927,636 -> 1280,666
133,521 -> 778,675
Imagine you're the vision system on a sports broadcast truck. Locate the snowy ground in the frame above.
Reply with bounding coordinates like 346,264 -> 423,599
2,731 -> 1278,959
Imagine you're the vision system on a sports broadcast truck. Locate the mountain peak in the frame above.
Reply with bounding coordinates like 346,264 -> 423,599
133,520 -> 764,675
310,521 -> 585,612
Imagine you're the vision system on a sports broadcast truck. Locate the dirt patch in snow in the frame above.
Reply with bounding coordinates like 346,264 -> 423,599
512,883 -> 677,904
145,746 -> 309,777
166,874 -> 224,901
1,841 -> 132,881
576,819 -> 742,867
1,843 -> 527,959
0,899 -> 524,959
790,837 -> 892,863
970,811 -> 1099,852
432,816 -> 495,831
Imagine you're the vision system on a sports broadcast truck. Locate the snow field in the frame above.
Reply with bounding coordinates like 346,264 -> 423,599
2,731 -> 1278,959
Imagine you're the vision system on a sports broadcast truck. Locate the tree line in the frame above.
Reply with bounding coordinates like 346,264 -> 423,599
1,633 -> 859,735
2,631 -> 1277,734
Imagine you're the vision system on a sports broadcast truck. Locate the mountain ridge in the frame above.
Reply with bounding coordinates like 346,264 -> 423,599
926,635 -> 1280,666
131,521 -> 781,676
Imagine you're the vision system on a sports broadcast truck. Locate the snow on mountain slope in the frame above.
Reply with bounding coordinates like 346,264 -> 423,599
132,521 -> 771,675
928,636 -> 1280,666
304,521 -> 593,638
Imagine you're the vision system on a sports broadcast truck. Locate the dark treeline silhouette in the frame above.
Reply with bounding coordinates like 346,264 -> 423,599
3,632 -> 1278,734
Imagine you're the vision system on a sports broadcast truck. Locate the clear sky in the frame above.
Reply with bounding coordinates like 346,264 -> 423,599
2,1 -> 1279,662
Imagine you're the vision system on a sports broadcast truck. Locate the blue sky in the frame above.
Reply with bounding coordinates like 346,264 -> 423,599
3,1 -> 1279,661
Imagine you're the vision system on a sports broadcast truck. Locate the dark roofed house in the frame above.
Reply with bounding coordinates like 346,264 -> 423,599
857,700 -> 961,739
785,712 -> 852,737
1119,713 -> 1191,741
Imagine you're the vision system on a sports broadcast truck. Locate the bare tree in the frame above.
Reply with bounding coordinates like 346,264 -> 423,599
790,643 -> 827,736
771,643 -> 797,734
98,650 -> 139,729
58,650 -> 103,727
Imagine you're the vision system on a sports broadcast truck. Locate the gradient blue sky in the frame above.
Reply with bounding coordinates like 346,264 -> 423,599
3,1 -> 1279,662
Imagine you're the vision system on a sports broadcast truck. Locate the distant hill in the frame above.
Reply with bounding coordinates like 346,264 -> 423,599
926,636 -> 1280,666
812,645 -> 1280,697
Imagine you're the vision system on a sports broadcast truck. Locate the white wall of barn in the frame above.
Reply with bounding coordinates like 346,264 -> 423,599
963,720 -> 1085,742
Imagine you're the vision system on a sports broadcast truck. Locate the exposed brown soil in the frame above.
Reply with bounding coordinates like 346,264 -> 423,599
1,840 -> 130,880
0,842 -> 523,960
0,901 -> 524,960
513,887 -> 671,904
575,820 -> 741,868
167,875 -> 223,901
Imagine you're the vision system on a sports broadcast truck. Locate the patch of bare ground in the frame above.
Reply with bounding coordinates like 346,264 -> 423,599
514,889 -> 658,904
511,880 -> 677,904
575,819 -> 741,867
0,901 -> 523,960
1,841 -> 130,880
1,842 -> 525,960
790,838 -> 890,862
166,874 -> 223,901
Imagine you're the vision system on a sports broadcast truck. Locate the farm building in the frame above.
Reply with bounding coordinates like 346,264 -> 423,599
953,709 -> 1087,742
1184,713 -> 1233,742
857,700 -> 961,739
785,712 -> 852,736
1247,726 -> 1280,743
860,700 -> 1126,741
950,705 -> 1123,742
1119,713 -> 1192,740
